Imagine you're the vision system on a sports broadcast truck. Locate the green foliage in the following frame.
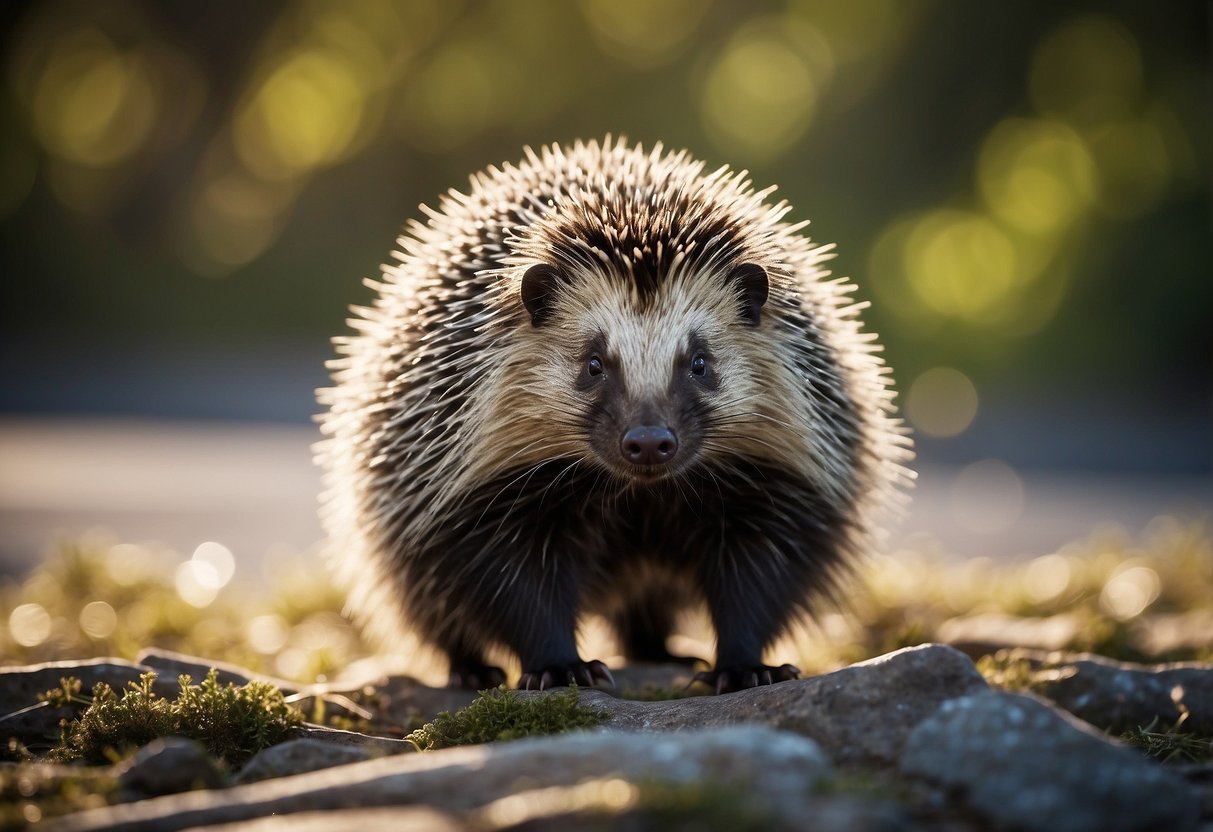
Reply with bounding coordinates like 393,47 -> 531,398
45,669 -> 302,767
0,764 -> 117,828
1,521 -> 1209,695
975,652 -> 1049,692
1119,716 -> 1213,765
0,539 -> 373,682
407,685 -> 607,751
631,780 -> 780,832
790,519 -> 1213,676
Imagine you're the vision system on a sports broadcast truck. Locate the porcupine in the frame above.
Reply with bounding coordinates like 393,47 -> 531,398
317,138 -> 913,693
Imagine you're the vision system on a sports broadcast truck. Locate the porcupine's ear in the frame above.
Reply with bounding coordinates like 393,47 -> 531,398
520,263 -> 564,327
726,263 -> 769,325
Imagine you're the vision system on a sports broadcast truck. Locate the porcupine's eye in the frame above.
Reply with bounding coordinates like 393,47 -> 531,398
587,356 -> 604,378
690,353 -> 708,378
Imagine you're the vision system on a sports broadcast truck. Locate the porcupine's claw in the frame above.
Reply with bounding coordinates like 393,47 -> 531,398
518,659 -> 615,691
691,663 -> 800,694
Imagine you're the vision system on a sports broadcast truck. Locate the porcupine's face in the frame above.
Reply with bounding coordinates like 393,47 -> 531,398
520,262 -> 769,483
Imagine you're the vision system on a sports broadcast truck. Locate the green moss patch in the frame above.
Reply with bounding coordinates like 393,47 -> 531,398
1119,716 -> 1213,765
407,685 -> 607,751
42,669 -> 302,767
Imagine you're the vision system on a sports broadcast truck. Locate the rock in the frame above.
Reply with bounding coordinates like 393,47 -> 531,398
607,662 -> 704,698
44,726 -> 844,831
899,690 -> 1202,832
937,613 -> 1084,658
115,737 -> 228,797
343,674 -> 479,733
197,807 -> 466,831
568,643 -> 989,768
233,739 -> 373,785
465,776 -> 904,832
1031,654 -> 1213,735
294,725 -> 411,755
0,658 -> 172,753
136,649 -> 297,692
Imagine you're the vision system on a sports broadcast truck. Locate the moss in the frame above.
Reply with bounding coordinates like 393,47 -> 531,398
44,669 -> 303,767
975,652 -> 1046,692
0,764 -> 117,828
2,521 -> 1210,688
1119,716 -> 1213,764
407,684 -> 607,751
631,780 -> 780,831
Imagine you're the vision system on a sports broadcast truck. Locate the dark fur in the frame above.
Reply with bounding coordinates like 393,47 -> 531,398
394,457 -> 850,687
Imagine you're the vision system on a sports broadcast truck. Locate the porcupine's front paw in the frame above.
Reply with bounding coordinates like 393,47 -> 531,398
693,663 -> 800,694
518,659 -> 615,691
448,660 -> 507,690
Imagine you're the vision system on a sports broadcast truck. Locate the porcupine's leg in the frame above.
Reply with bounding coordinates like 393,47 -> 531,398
445,639 -> 506,690
425,570 -> 608,691
500,558 -> 614,691
431,471 -> 615,691
695,561 -> 801,694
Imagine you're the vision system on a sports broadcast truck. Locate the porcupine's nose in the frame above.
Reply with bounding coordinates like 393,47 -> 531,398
621,426 -> 679,466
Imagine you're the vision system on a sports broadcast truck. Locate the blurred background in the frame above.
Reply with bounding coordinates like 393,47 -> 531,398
1,0 -> 1210,589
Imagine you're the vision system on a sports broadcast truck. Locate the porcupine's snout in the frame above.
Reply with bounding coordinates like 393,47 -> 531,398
620,425 -> 679,466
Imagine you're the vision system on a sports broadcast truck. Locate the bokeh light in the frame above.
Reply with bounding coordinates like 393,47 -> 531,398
105,543 -> 160,587
903,210 -> 1019,322
1100,563 -> 1161,620
1022,554 -> 1074,604
1084,115 -> 1172,219
9,602 -> 52,647
187,175 -> 291,272
192,541 -> 236,587
1029,15 -> 1142,125
580,0 -> 710,69
247,613 -> 290,654
235,49 -> 367,179
699,16 -> 832,161
906,367 -> 979,438
28,30 -> 158,169
175,559 -> 221,608
79,600 -> 117,639
978,118 -> 1098,236
404,36 -> 506,152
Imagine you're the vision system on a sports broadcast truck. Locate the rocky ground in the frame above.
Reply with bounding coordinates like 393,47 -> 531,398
2,643 -> 1211,831
2,526 -> 1211,829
